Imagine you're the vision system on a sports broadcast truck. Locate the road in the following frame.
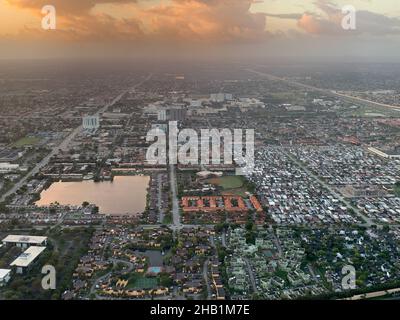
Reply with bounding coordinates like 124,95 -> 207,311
246,68 -> 400,112
202,259 -> 212,300
157,174 -> 164,223
308,263 -> 319,282
111,258 -> 134,273
344,287 -> 400,300
90,271 -> 111,298
89,258 -> 134,298
244,258 -> 257,294
1,74 -> 153,203
269,225 -> 283,256
221,232 -> 227,248
169,164 -> 181,230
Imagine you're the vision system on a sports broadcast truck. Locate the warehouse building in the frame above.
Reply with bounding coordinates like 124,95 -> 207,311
10,246 -> 46,274
2,235 -> 48,249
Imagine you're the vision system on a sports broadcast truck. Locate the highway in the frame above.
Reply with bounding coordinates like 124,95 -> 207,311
246,68 -> 400,112
1,74 -> 153,203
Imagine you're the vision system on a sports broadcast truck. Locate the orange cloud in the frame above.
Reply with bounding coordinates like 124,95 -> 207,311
296,12 -> 340,35
5,0 -> 269,43
6,0 -> 135,15
296,0 -> 400,36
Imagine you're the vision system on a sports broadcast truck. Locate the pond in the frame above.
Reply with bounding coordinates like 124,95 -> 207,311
35,175 -> 150,215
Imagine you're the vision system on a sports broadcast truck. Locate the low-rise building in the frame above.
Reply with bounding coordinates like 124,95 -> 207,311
0,269 -> 11,286
10,246 -> 46,274
2,235 -> 48,249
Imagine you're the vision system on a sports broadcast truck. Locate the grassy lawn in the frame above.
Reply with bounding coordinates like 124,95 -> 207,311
126,273 -> 158,290
207,175 -> 248,196
133,277 -> 158,289
162,214 -> 172,225
395,186 -> 400,197
207,176 -> 244,189
13,136 -> 41,147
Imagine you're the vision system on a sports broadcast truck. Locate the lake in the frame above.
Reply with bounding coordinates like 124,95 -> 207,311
35,175 -> 150,215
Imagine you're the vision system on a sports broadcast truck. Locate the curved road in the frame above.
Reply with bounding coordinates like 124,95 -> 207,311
89,259 -> 134,298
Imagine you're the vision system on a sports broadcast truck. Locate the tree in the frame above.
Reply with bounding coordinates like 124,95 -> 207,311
0,202 -> 9,213
159,273 -> 173,287
245,221 -> 254,231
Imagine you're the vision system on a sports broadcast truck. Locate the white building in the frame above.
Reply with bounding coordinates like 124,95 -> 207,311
210,93 -> 225,103
189,100 -> 203,108
2,235 -> 48,249
0,163 -> 20,173
10,246 -> 46,274
225,93 -> 233,100
368,147 -> 400,159
82,115 -> 100,130
0,269 -> 11,286
210,93 -> 233,103
157,110 -> 167,121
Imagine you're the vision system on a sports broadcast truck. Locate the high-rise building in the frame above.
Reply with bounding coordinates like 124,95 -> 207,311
82,115 -> 100,130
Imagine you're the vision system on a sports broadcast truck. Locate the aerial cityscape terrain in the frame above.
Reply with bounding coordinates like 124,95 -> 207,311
0,61 -> 399,301
0,0 -> 400,304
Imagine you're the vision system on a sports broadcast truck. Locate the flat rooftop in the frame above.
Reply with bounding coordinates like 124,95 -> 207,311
0,269 -> 11,279
10,246 -> 46,268
2,235 -> 47,245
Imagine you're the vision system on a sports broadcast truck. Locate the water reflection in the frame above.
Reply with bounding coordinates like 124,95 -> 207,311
35,175 -> 150,215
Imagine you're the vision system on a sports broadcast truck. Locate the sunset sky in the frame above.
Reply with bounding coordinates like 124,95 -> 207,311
1,0 -> 400,60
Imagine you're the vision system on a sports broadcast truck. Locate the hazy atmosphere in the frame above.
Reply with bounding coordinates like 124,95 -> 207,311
0,0 -> 400,60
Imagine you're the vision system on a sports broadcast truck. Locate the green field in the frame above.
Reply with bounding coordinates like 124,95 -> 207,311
207,175 -> 244,189
207,175 -> 248,196
343,105 -> 400,118
134,277 -> 158,289
127,273 -> 158,289
13,136 -> 41,147
162,215 -> 172,225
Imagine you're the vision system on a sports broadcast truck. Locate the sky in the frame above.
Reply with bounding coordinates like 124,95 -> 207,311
0,0 -> 400,60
